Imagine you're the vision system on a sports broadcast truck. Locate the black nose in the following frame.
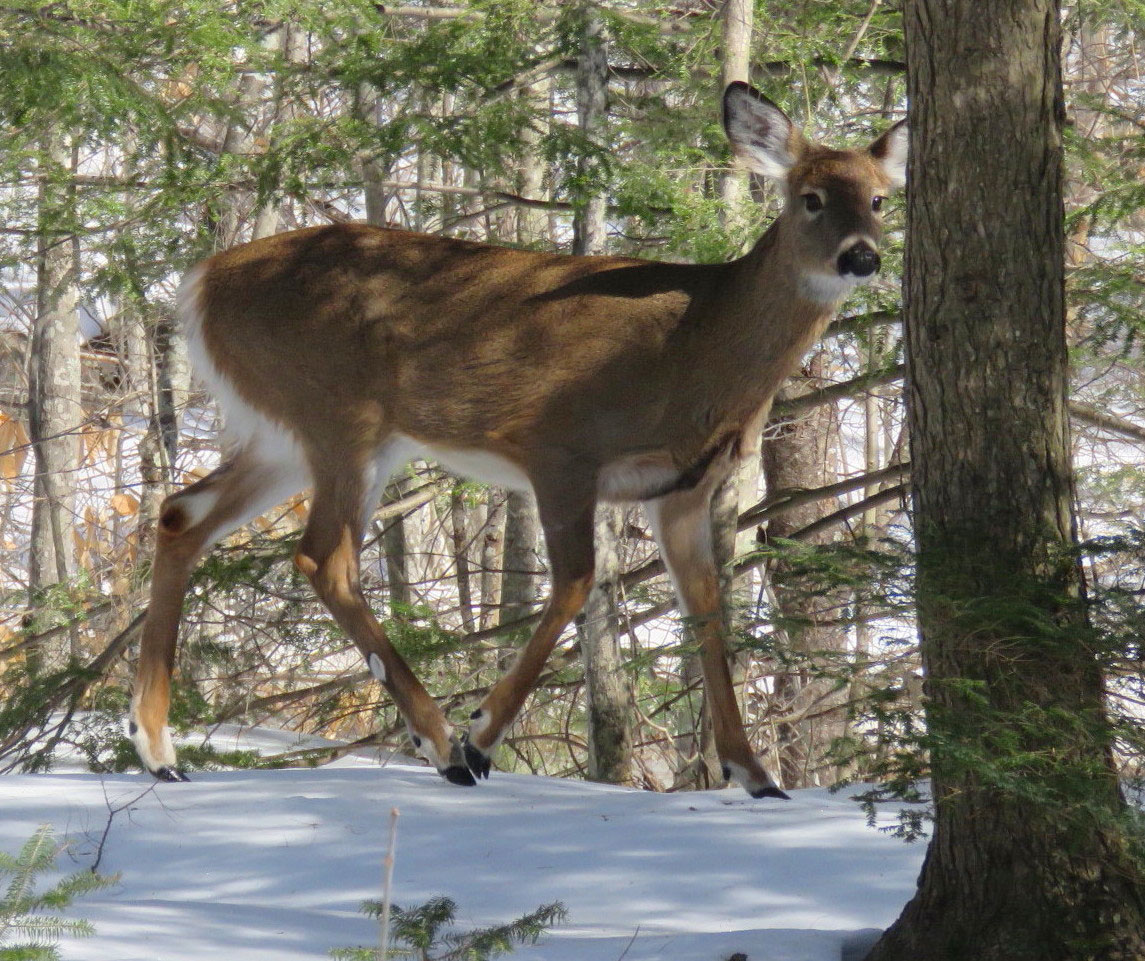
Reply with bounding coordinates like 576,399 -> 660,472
837,242 -> 880,277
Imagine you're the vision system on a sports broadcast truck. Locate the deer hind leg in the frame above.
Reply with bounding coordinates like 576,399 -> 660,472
464,490 -> 595,779
131,449 -> 307,781
294,463 -> 474,786
646,489 -> 789,800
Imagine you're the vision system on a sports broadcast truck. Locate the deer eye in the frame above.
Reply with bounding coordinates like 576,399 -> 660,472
802,193 -> 823,213
872,195 -> 885,212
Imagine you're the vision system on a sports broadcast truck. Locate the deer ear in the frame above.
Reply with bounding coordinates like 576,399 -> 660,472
723,82 -> 803,181
870,119 -> 908,190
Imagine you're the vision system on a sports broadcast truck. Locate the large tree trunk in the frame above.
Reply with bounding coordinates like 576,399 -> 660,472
573,9 -> 633,785
360,84 -> 412,614
27,135 -> 81,668
478,494 -> 505,631
111,298 -> 163,561
216,23 -> 288,248
450,486 -> 476,633
764,352 -> 848,790
515,80 -> 550,248
675,0 -> 757,793
500,490 -> 541,628
571,12 -> 608,257
485,81 -> 549,638
867,2 -> 1145,957
716,0 -> 752,215
578,505 -> 634,784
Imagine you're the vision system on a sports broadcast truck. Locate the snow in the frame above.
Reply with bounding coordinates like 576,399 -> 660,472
0,739 -> 924,961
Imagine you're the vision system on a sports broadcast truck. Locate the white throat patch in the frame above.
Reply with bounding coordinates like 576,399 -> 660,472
799,271 -> 862,305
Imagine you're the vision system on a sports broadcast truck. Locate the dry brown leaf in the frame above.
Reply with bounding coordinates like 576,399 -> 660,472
0,415 -> 30,481
110,492 -> 140,516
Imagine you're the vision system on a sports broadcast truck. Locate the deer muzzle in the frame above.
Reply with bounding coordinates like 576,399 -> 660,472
837,240 -> 881,278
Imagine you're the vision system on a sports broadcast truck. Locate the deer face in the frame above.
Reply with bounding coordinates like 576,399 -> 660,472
723,82 -> 908,302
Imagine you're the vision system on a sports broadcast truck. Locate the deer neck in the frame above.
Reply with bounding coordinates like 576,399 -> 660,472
686,220 -> 842,425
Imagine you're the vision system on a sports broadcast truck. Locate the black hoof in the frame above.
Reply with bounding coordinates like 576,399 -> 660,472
463,739 -> 491,780
442,764 -> 478,787
153,766 -> 190,783
750,785 -> 790,800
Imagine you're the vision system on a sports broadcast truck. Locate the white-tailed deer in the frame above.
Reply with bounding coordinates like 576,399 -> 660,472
129,82 -> 906,798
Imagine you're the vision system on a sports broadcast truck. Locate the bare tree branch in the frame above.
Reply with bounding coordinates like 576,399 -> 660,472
1071,401 -> 1145,445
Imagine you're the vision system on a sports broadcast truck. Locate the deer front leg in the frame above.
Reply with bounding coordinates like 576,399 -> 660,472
296,470 -> 474,786
646,489 -> 789,800
463,494 -> 595,779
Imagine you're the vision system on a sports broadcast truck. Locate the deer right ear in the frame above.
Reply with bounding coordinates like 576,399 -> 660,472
870,119 -> 908,190
723,82 -> 801,181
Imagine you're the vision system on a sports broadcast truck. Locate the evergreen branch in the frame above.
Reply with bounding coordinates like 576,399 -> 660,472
0,825 -> 115,958
621,481 -> 912,631
824,309 -> 901,340
0,613 -> 143,772
2,914 -> 94,937
2,828 -> 55,919
437,901 -> 568,960
1,945 -> 60,961
336,895 -> 566,961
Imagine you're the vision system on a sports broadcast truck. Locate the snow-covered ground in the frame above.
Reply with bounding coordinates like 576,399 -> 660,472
0,738 -> 924,961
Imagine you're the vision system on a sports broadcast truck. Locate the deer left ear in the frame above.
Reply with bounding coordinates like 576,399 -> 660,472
723,82 -> 804,181
869,119 -> 908,190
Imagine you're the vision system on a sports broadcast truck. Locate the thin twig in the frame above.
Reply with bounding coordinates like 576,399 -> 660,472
92,781 -> 157,875
616,925 -> 641,961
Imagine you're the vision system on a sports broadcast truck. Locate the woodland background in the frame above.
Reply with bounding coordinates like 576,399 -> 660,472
0,0 -> 1143,805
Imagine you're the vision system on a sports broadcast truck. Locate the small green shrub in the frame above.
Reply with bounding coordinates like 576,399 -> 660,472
331,895 -> 567,961
0,825 -> 118,961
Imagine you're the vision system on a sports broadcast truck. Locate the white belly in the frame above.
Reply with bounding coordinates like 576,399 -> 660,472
393,435 -> 533,492
388,437 -> 686,503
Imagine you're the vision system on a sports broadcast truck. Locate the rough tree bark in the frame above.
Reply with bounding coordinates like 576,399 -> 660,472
577,505 -> 635,785
27,134 -> 81,668
111,297 -> 163,561
478,494 -> 504,631
450,486 -> 476,633
216,23 -> 288,247
500,491 -> 541,628
493,81 -> 548,638
675,0 -> 757,792
866,1 -> 1145,958
763,352 -> 848,789
573,9 -> 634,785
360,83 -> 412,614
515,80 -> 550,248
571,12 -> 608,257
